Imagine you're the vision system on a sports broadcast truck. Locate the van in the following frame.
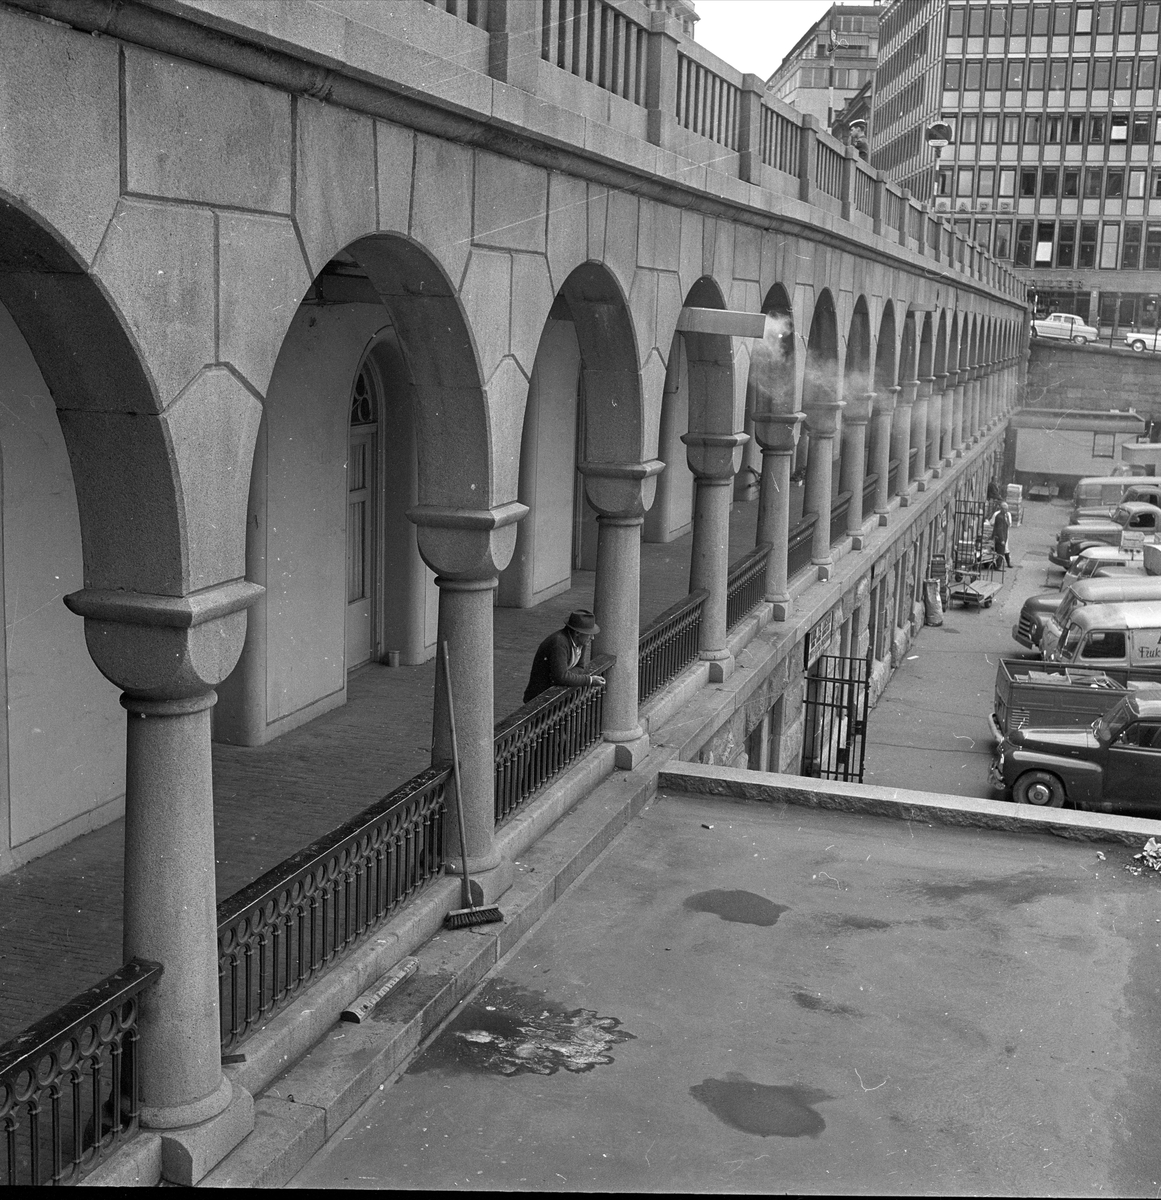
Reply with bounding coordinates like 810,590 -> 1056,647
1060,545 -> 1148,591
1045,600 -> 1161,685
1071,476 -> 1161,522
1037,577 -> 1161,659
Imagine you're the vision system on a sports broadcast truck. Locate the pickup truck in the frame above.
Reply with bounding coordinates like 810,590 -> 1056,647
989,657 -> 1129,742
1049,502 -> 1161,568
1072,483 -> 1161,523
991,687 -> 1161,815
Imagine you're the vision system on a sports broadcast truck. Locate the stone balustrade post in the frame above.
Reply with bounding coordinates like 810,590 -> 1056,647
410,501 -> 527,902
803,400 -> 844,579
840,144 -> 857,222
645,9 -> 681,148
63,581 -> 264,1184
798,113 -> 818,205
738,74 -> 765,184
683,430 -> 749,680
872,170 -> 886,237
752,411 -> 804,621
487,0 -> 541,90
892,380 -> 917,504
840,392 -> 874,547
871,387 -> 899,524
580,460 -> 664,768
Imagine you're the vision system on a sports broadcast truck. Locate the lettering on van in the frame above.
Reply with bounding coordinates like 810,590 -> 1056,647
1131,630 -> 1161,663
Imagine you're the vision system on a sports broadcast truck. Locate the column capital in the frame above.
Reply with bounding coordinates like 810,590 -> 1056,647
804,400 -> 845,437
682,430 -> 749,479
934,372 -> 951,391
843,392 -> 875,424
749,410 -> 805,452
898,380 -> 919,405
65,580 -> 262,700
408,501 -> 527,580
578,458 -> 665,517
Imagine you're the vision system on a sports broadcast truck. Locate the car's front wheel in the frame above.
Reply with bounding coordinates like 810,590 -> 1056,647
1131,339 -> 1147,352
1013,769 -> 1066,807
1072,334 -> 1090,344
1030,327 -> 1039,338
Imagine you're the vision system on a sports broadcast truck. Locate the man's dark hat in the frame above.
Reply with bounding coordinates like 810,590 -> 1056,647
566,609 -> 599,636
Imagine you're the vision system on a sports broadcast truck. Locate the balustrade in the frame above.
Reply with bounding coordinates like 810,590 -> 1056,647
542,0 -> 648,103
638,591 -> 706,702
0,960 -> 161,1187
759,104 -> 800,176
814,140 -> 844,201
852,165 -> 875,218
422,0 -> 488,26
726,545 -> 771,631
676,52 -> 740,147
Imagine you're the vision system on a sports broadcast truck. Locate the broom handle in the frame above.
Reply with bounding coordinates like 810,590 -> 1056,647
441,640 -> 473,908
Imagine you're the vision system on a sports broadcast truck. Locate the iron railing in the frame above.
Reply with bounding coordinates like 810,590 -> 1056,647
216,766 -> 449,1051
0,959 -> 161,1187
829,491 -> 852,546
726,544 -> 770,630
887,456 -> 900,498
787,514 -> 817,579
638,590 -> 706,703
493,653 -> 613,825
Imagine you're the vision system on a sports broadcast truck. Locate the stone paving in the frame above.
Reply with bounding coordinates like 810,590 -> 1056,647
0,502 -> 758,1041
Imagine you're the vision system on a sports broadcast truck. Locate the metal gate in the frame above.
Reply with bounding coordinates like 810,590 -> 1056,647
952,499 -> 988,572
800,654 -> 872,782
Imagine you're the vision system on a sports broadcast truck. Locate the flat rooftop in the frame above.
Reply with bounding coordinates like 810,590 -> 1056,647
290,785 -> 1161,1195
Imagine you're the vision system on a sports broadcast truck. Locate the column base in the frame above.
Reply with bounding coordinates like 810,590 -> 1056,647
954,446 -> 964,458
898,493 -> 911,508
814,563 -> 832,582
768,598 -> 792,621
606,730 -> 650,769
917,478 -> 929,492
848,533 -> 865,550
446,857 -> 514,907
930,465 -> 943,479
153,1081 -> 254,1187
877,512 -> 889,527
700,649 -> 734,683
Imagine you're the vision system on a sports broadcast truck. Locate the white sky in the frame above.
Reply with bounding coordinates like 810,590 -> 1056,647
693,0 -> 838,81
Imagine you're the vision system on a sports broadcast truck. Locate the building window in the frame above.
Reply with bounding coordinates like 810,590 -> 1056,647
1139,59 -> 1156,90
956,166 -> 974,196
1028,59 -> 1046,89
1007,60 -> 1025,89
1090,114 -> 1107,142
1107,168 -> 1125,198
960,114 -> 978,143
990,6 -> 1009,36
1049,59 -> 1068,89
1093,433 -> 1117,459
964,59 -> 982,89
1058,222 -> 1077,266
1067,115 -> 1085,143
985,60 -> 1003,90
1111,113 -> 1129,141
978,166 -> 995,197
982,114 -> 999,143
946,6 -> 965,38
1075,5 -> 1094,34
1024,114 -> 1041,143
1014,221 -> 1034,266
1041,167 -> 1059,197
1020,167 -> 1039,197
1010,5 -> 1030,36
1032,4 -> 1051,36
1097,3 -> 1115,34
1079,221 -> 1099,266
994,220 -> 1013,258
944,60 -> 962,89
937,168 -> 953,196
1093,59 -> 1111,89
1115,59 -> 1134,89
975,218 -> 992,249
1146,3 -> 1160,34
1053,3 -> 1072,34
1063,167 -> 1080,197
1070,60 -> 1090,89
1130,167 -> 1147,197
1035,221 -> 1055,264
1045,115 -> 1063,144
1152,170 -> 1161,197
1133,114 -> 1151,143
1100,222 -> 1120,268
1145,224 -> 1161,268
998,166 -> 1016,196
1003,115 -> 1021,143
1085,167 -> 1104,197
1123,222 -> 1144,268
1121,3 -> 1139,32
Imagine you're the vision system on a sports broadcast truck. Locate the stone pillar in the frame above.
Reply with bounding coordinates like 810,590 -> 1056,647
968,367 -> 982,440
934,372 -> 952,465
580,459 -> 664,768
752,412 -> 804,621
840,392 -> 874,547
803,401 -> 844,579
892,380 -> 917,504
63,581 -> 263,1184
951,371 -> 966,454
683,431 -> 749,680
912,376 -> 933,484
410,501 -> 527,902
871,387 -> 899,524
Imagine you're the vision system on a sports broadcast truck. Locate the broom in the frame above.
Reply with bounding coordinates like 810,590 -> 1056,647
441,640 -> 503,929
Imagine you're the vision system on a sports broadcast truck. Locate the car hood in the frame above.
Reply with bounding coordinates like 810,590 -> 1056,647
1010,726 -> 1098,753
1058,522 -> 1119,540
1022,594 -> 1063,616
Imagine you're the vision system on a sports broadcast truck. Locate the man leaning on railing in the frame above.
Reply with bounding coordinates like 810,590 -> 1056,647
522,610 -> 606,703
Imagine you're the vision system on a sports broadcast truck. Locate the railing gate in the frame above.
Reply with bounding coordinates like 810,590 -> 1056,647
800,654 -> 871,782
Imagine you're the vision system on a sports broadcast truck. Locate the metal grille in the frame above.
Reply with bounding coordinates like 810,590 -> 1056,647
0,960 -> 160,1187
217,767 -> 448,1051
800,654 -> 871,782
638,592 -> 705,703
952,499 -> 989,572
726,545 -> 770,630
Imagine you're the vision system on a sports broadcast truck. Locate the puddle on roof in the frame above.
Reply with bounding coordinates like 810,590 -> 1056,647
690,1073 -> 833,1138
683,889 -> 788,926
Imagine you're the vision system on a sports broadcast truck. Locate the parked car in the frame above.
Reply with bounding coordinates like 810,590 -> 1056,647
1060,545 -> 1147,590
1125,330 -> 1161,353
1070,476 -> 1161,522
1031,312 -> 1098,343
991,687 -> 1161,815
1049,502 -> 1161,568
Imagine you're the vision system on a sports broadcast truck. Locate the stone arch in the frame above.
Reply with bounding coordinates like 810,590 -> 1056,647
746,283 -> 798,419
680,275 -> 737,436
804,288 -> 840,407
845,297 -> 872,393
898,308 -> 919,385
874,301 -> 898,392
934,311 -> 949,376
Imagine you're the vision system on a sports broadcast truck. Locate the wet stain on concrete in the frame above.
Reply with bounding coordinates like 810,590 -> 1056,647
683,889 -> 787,926
915,868 -> 1073,906
792,991 -> 861,1016
828,914 -> 891,932
690,1073 -> 832,1138
407,979 -> 634,1078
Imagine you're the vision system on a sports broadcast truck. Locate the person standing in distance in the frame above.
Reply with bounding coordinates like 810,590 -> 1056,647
991,501 -> 1013,568
523,610 -> 605,704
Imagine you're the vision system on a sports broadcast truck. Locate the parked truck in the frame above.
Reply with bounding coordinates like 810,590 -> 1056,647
1049,502 -> 1161,568
989,657 -> 1130,742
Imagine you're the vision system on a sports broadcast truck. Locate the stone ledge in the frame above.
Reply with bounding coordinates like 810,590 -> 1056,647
658,762 -> 1161,846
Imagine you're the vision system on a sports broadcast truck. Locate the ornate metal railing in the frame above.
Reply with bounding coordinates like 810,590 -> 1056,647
886,456 -> 900,498
493,653 -> 613,825
638,590 -> 706,703
0,959 -> 161,1187
787,514 -> 817,579
829,491 -> 852,546
726,544 -> 770,630
217,767 -> 448,1051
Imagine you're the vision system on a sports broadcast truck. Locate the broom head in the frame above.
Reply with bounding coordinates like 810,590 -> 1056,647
444,904 -> 503,929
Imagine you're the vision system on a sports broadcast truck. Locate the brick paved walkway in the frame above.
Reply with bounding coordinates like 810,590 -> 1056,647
0,502 -> 759,1041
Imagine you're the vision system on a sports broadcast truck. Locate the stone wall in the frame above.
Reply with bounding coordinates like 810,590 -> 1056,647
1026,341 -> 1161,421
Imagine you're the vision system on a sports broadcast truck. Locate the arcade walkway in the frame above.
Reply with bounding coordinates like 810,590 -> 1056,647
0,502 -> 760,1041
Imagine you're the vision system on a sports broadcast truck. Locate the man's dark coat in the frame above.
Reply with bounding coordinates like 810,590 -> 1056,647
523,629 -> 593,704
